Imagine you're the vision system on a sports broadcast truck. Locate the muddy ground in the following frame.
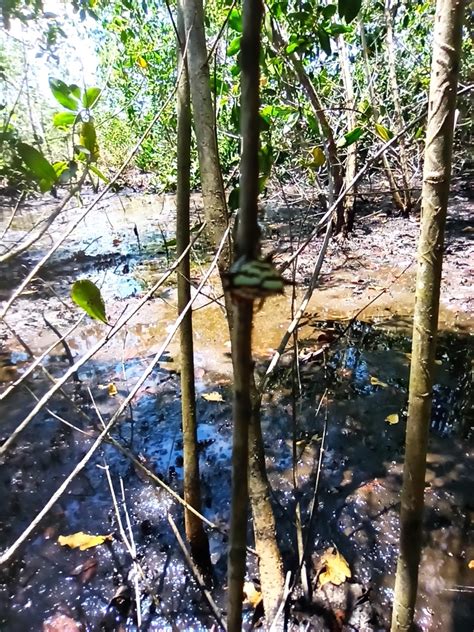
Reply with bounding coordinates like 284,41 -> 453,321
0,181 -> 472,631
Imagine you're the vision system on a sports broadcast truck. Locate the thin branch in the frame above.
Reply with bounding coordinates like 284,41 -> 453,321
0,192 -> 25,241
0,223 -> 206,457
168,514 -> 227,631
0,225 -> 229,567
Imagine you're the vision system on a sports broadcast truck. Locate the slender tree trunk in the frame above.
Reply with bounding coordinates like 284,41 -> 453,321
337,34 -> 358,232
182,0 -> 231,268
248,385 -> 285,621
384,0 -> 413,215
391,2 -> 465,630
182,0 -> 284,619
271,25 -> 344,232
227,4 -> 264,630
176,0 -> 212,576
359,20 -> 405,213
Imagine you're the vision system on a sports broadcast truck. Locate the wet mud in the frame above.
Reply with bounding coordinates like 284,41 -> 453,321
0,185 -> 472,631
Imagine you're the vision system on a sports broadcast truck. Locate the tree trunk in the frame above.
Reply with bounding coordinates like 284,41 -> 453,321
384,0 -> 413,216
227,4 -> 264,630
359,20 -> 405,213
336,34 -> 358,232
271,25 -> 344,232
182,0 -> 284,620
175,0 -> 212,576
181,0 -> 230,268
249,384 -> 285,621
391,1 -> 465,630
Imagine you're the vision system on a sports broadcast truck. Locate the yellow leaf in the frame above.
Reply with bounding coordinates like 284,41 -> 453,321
385,413 -> 399,425
108,382 -> 118,397
468,560 -> 474,569
318,548 -> 351,588
370,376 -> 389,388
201,391 -> 223,402
243,581 -> 262,608
58,531 -> 113,551
374,123 -> 392,142
136,56 -> 147,69
310,146 -> 326,167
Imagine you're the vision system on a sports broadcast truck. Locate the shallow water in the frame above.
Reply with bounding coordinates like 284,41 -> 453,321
0,190 -> 473,631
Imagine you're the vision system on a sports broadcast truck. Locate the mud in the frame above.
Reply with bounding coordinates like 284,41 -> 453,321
0,184 -> 472,631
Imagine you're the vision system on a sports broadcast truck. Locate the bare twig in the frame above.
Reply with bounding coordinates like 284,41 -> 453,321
0,225 -> 229,566
167,514 -> 227,631
102,465 -> 143,628
0,192 -> 25,241
0,223 -> 206,457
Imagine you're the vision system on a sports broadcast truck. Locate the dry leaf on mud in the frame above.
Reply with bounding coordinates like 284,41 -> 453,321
370,376 -> 389,388
58,532 -> 113,551
317,548 -> 351,588
201,391 -> 223,402
107,383 -> 118,397
385,413 -> 399,425
243,581 -> 262,608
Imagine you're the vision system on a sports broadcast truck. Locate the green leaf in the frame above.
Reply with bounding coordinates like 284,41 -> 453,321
228,8 -> 242,32
338,0 -> 362,23
374,123 -> 393,142
69,84 -> 81,99
286,41 -> 300,55
228,187 -> 240,211
82,87 -> 101,109
49,78 -> 80,111
321,4 -> 337,20
227,36 -> 241,56
71,279 -> 108,324
53,112 -> 78,128
337,126 -> 363,148
17,143 -> 57,191
79,121 -> 99,161
89,164 -> 109,183
53,160 -> 78,184
317,28 -> 331,55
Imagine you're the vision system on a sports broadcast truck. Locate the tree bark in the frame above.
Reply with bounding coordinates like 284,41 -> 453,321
182,0 -> 284,622
336,34 -> 358,232
176,0 -> 212,576
391,1 -> 465,630
181,0 -> 230,267
271,25 -> 344,232
359,20 -> 405,213
227,5 -> 264,630
384,0 -> 413,215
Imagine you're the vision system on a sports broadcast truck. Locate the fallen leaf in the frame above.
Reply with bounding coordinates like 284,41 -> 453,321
243,581 -> 262,608
317,548 -> 351,588
201,392 -> 223,402
468,560 -> 474,569
108,383 -> 118,397
370,376 -> 389,388
385,413 -> 399,425
58,531 -> 113,551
